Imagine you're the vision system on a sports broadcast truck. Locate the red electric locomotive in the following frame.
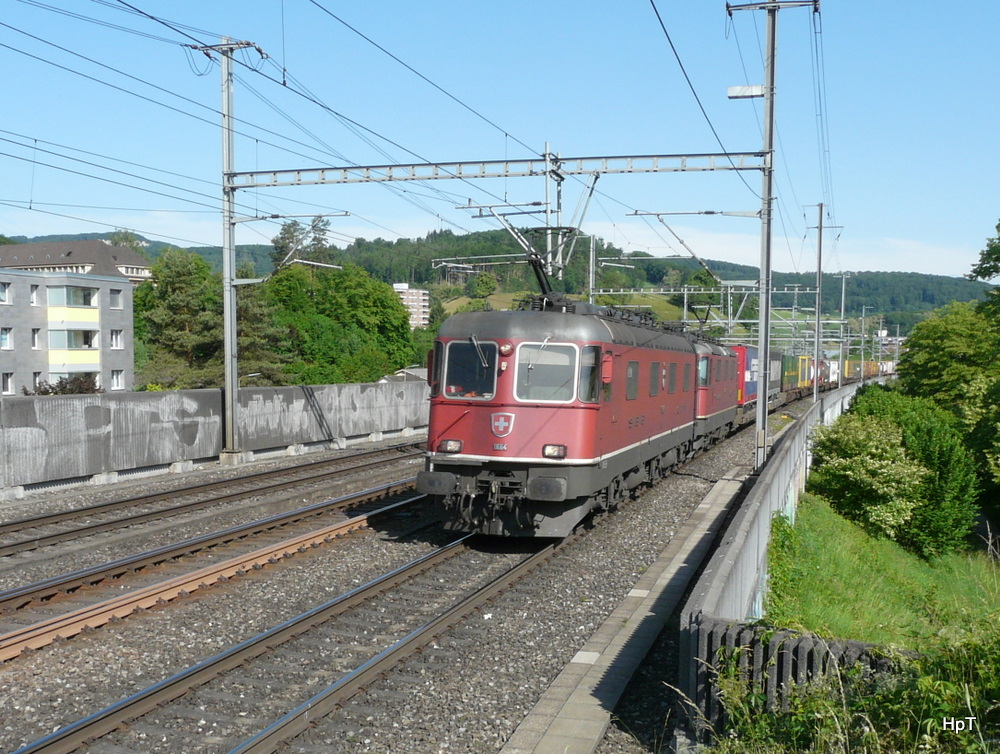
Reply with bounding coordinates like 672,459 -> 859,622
416,284 -> 740,537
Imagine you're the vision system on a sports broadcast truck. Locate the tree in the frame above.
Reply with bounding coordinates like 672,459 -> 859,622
234,261 -> 289,386
270,217 -> 330,270
809,414 -> 928,543
465,272 -> 498,299
264,262 -> 413,383
23,374 -> 104,395
109,228 -> 150,260
967,219 -> 1000,319
135,248 -> 223,388
896,301 -> 1000,425
847,385 -> 979,557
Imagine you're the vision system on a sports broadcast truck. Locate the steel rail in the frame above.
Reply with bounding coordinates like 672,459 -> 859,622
0,490 -> 425,661
0,442 -> 421,535
228,537 -> 564,753
0,445 -> 422,557
0,478 -> 416,611
10,535 -> 475,754
0,479 -> 425,662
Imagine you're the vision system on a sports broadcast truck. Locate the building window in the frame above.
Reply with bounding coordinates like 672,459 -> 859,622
30,284 -> 39,305
32,372 -> 42,389
110,329 -> 123,349
1,373 -> 12,395
50,330 -> 98,349
109,289 -> 123,309
111,370 -> 124,390
0,327 -> 10,349
31,328 -> 40,349
48,286 -> 98,307
0,282 -> 9,304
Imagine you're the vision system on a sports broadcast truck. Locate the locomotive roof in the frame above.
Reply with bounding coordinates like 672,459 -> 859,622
438,308 -> 697,353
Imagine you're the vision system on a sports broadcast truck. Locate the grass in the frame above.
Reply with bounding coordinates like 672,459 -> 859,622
699,493 -> 1000,753
767,493 -> 999,650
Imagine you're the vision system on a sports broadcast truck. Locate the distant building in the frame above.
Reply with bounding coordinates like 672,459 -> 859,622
0,239 -> 152,284
392,283 -> 430,329
0,240 -> 148,394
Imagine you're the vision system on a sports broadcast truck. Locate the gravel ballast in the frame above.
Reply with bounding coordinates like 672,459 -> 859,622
0,413 -> 797,753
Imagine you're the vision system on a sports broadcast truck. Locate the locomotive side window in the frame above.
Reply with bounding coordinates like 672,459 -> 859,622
698,356 -> 711,387
603,350 -> 613,402
444,340 -> 498,400
578,345 -> 601,403
668,362 -> 677,394
649,362 -> 661,397
515,343 -> 577,402
626,360 -> 639,400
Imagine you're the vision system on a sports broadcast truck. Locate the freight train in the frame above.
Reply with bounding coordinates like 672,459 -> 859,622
416,269 -> 889,537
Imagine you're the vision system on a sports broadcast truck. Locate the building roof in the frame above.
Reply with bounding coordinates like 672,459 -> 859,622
0,240 -> 152,282
378,367 -> 428,383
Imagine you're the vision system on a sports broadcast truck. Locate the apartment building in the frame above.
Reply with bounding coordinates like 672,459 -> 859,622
0,240 -> 146,394
392,283 -> 430,329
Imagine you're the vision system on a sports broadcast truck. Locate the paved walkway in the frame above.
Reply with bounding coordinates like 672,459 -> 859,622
500,469 -> 747,754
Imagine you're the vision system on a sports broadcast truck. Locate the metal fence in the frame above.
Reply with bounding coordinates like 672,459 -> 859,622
684,617 -> 896,734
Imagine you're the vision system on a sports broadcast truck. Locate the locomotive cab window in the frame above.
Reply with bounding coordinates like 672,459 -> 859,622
515,342 -> 577,402
444,339 -> 498,399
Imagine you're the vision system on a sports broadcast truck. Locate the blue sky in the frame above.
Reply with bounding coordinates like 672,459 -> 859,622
1,1 -> 996,280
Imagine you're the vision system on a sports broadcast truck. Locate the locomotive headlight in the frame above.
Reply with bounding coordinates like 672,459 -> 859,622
542,444 -> 567,459
438,439 -> 463,453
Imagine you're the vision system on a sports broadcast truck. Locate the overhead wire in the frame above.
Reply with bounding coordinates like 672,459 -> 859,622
2,9 -> 414,238
304,0 -> 539,157
0,19 -> 420,239
14,1 -> 655,256
647,0 -> 761,200
100,0 -> 539,233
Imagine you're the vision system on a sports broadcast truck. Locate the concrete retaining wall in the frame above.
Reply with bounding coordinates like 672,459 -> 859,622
0,381 -> 429,495
677,382 -> 865,740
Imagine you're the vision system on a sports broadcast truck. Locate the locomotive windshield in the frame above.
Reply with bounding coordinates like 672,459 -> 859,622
515,343 -> 576,402
443,340 -> 497,399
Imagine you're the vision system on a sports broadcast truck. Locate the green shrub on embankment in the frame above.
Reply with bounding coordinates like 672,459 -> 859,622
703,386 -> 999,753
808,384 -> 980,559
722,494 -> 1000,754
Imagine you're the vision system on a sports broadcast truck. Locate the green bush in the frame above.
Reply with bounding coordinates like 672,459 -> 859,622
809,415 -> 927,542
810,386 -> 980,558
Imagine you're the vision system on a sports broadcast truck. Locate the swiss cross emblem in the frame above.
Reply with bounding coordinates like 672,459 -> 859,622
491,413 -> 515,438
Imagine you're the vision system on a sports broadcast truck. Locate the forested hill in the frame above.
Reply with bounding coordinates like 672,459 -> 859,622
8,230 -> 992,329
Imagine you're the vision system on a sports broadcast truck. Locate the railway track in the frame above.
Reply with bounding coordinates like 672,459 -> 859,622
0,442 -> 423,558
12,533 -> 569,753
0,480 -> 424,661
